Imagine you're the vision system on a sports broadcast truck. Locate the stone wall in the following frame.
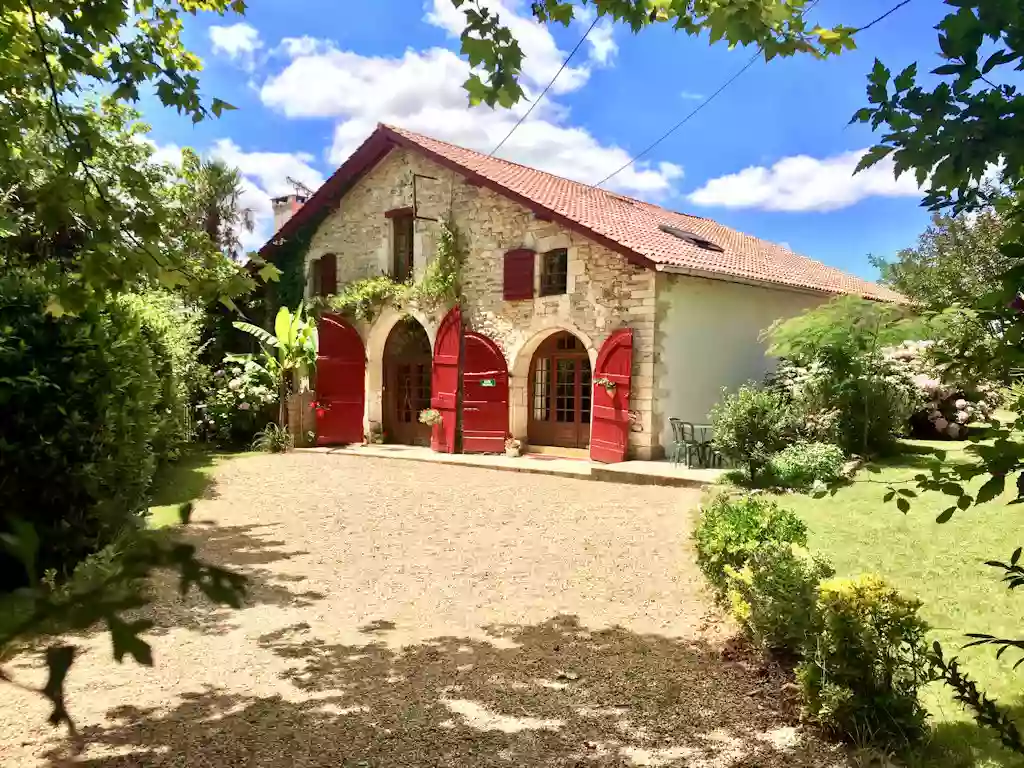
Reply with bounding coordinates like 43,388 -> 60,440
305,147 -> 660,458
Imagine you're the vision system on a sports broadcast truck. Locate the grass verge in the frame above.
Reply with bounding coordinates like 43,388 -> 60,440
778,439 -> 1024,768
146,449 -> 252,528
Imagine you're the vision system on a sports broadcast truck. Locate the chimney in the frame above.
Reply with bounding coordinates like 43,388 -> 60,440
272,193 -> 309,233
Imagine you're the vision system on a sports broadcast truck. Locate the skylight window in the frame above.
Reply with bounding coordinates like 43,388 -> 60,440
658,223 -> 725,253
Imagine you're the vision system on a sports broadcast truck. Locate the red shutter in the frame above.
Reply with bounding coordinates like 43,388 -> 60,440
590,328 -> 633,464
503,249 -> 535,300
320,254 -> 337,297
431,306 -> 462,453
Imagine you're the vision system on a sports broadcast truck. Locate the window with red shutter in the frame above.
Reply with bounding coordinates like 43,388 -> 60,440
503,248 -> 535,301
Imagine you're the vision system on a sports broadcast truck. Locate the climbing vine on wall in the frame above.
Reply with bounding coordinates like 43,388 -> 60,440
326,214 -> 466,321
328,276 -> 411,320
410,213 -> 465,311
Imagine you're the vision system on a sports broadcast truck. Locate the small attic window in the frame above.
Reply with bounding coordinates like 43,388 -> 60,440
658,224 -> 725,253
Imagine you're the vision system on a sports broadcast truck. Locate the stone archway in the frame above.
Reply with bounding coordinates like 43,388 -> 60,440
381,317 -> 433,446
508,323 -> 598,449
363,306 -> 436,435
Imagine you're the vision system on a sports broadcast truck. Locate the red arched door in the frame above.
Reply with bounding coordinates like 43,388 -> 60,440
431,306 -> 461,453
591,328 -> 633,463
462,331 -> 509,453
316,314 -> 365,445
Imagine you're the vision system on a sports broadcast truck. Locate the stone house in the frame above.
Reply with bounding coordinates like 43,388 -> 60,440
261,124 -> 900,462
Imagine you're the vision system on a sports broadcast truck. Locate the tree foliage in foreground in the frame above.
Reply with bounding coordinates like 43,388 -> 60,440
0,0 -> 261,314
0,0 -> 264,737
451,0 -> 857,107
852,0 -> 1024,752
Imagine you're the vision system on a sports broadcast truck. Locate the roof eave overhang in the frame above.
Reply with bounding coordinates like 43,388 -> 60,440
653,263 -> 889,301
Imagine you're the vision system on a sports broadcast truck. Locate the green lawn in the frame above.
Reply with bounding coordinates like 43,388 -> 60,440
779,440 -> 1024,767
146,450 -> 253,528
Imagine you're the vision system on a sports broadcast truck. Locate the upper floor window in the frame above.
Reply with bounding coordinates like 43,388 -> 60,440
391,212 -> 414,283
539,248 -> 568,296
311,254 -> 337,298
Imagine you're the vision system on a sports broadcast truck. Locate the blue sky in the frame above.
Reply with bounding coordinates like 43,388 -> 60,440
144,0 -> 949,280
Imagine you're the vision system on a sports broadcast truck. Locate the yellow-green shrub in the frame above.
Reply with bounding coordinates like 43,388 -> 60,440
725,544 -> 834,656
796,575 -> 930,748
694,493 -> 807,596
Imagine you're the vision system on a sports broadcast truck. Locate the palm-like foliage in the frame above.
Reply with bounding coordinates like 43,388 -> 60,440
184,152 -> 255,259
234,304 -> 317,427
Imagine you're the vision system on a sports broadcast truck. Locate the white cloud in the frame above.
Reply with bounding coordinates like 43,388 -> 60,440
586,20 -> 617,65
209,139 -> 326,249
573,5 -> 617,65
257,2 -> 676,199
141,139 -> 183,167
687,149 -> 923,212
680,90 -> 704,100
209,23 -> 263,70
274,36 -> 329,58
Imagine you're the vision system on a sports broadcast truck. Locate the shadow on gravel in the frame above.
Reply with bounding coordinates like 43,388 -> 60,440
51,616 -> 850,768
144,522 -> 324,637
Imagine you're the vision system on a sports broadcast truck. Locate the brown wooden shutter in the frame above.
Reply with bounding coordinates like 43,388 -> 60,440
311,258 -> 323,297
503,249 -> 535,301
320,254 -> 337,296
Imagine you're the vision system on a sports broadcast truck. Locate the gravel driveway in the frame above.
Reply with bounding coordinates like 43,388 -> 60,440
2,452 -> 847,767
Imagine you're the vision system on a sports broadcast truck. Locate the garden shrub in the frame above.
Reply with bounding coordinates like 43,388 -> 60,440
796,575 -> 931,749
0,271 -> 163,588
710,385 -> 799,482
693,493 -> 808,596
770,356 -> 916,456
252,422 -> 294,453
195,354 -> 277,447
883,339 -> 999,440
118,291 -> 205,460
725,544 -> 834,656
768,441 -> 846,491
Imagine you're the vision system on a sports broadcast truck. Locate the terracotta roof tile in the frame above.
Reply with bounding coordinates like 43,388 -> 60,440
383,125 -> 902,303
266,123 -> 902,303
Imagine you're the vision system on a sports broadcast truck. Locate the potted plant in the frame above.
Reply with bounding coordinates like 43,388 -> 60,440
419,408 -> 443,427
366,420 -> 384,444
505,437 -> 523,457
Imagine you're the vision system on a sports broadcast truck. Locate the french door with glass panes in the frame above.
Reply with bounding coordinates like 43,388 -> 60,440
528,332 -> 592,449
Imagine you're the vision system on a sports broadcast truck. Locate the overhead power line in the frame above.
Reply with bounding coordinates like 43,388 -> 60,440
856,0 -> 913,33
594,0 -> 914,189
490,17 -> 599,157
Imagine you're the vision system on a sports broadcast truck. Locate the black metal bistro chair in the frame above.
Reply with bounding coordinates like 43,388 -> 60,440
669,418 -> 704,467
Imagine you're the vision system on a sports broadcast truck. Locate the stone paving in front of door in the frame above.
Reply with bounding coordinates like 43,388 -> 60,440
309,443 -> 725,488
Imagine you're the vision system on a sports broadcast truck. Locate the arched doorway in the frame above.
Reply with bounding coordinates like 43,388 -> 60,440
528,331 -> 592,450
383,317 -> 432,446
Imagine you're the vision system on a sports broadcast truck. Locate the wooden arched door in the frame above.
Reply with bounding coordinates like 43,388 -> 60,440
430,306 -> 462,453
591,328 -> 633,463
462,331 -> 508,453
316,313 -> 365,445
528,331 -> 592,450
383,317 -> 432,446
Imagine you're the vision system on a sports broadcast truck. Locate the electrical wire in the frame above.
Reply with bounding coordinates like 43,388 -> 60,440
594,0 -> 914,189
489,17 -> 599,157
